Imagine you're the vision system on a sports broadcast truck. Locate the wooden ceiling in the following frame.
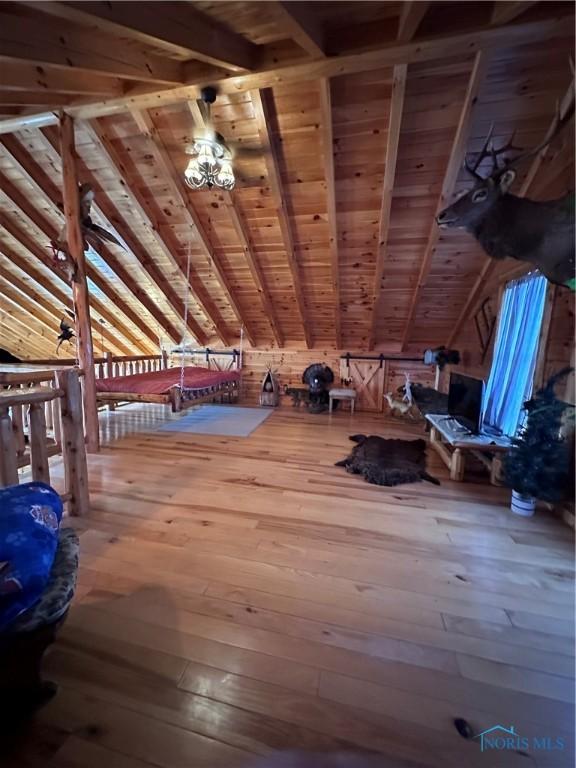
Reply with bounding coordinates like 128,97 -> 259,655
0,1 -> 574,358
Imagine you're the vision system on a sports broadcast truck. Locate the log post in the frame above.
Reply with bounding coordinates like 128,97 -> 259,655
0,407 -> 18,487
104,351 -> 116,410
162,349 -> 169,370
105,351 -> 114,378
59,112 -> 100,453
28,402 -> 50,484
11,404 -> 26,457
56,369 -> 90,516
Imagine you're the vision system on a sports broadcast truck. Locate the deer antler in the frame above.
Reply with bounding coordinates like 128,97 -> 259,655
465,125 -> 525,179
501,90 -> 575,171
463,84 -> 574,181
464,123 -> 494,180
489,131 -> 524,173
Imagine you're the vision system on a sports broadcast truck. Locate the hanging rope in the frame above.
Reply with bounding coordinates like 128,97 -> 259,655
239,325 -> 244,371
180,240 -> 193,392
156,316 -> 162,355
73,295 -> 80,366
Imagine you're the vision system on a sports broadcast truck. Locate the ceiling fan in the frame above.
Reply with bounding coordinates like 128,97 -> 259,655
184,86 -> 267,191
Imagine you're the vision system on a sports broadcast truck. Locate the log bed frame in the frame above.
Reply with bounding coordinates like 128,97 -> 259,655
97,378 -> 240,413
27,349 -> 242,414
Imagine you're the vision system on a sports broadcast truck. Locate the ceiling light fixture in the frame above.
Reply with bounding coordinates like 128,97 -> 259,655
184,87 -> 235,191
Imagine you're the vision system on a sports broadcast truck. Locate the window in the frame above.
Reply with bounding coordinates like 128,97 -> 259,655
482,273 -> 548,437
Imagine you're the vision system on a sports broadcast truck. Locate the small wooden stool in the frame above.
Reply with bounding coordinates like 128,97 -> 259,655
329,388 -> 357,414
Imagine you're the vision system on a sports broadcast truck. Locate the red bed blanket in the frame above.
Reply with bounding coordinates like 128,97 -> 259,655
95,366 -> 240,396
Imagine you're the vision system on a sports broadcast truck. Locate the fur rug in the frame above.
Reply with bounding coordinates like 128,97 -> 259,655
335,434 -> 440,487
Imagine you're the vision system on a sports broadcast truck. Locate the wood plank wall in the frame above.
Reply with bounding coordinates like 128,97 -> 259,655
237,347 -> 436,407
451,285 -> 575,401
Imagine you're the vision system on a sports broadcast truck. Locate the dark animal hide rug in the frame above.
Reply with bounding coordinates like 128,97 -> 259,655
335,434 -> 440,487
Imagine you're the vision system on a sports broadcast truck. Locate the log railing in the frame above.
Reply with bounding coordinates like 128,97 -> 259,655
0,368 -> 89,515
170,348 -> 241,372
25,351 -> 169,379
100,351 -> 168,378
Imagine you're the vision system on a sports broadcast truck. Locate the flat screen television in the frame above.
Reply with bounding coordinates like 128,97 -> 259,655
448,373 -> 484,434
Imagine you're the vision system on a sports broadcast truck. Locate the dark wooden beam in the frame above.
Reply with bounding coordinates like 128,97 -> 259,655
273,2 -> 325,57
491,1 -> 539,25
23,1 -> 259,72
0,12 -> 571,133
397,2 -> 430,42
0,8 -> 184,85
0,62 -> 125,96
251,88 -> 312,349
0,92 -> 77,107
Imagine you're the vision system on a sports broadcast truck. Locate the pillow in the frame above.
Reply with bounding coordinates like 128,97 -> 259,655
0,482 -> 63,632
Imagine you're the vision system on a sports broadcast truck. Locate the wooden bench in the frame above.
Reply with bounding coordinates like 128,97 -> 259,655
329,388 -> 357,414
425,413 -> 511,483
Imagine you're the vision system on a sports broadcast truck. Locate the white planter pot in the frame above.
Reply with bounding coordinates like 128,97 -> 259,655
511,489 -> 536,517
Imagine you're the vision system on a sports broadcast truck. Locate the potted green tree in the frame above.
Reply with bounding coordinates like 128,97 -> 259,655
503,367 -> 574,516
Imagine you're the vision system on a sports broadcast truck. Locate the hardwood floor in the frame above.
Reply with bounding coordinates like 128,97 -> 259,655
7,405 -> 575,768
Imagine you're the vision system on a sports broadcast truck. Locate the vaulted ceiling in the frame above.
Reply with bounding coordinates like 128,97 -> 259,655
0,1 -> 574,359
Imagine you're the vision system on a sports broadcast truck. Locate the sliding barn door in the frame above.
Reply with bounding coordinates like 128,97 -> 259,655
347,360 -> 386,412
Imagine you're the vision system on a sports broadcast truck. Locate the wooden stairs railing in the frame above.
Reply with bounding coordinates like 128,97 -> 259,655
0,369 -> 89,516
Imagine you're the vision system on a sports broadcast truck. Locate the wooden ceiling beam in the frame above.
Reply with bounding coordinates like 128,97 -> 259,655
273,2 -> 326,57
0,168 -> 155,355
250,88 -> 312,349
0,238 -> 123,356
0,323 -> 48,359
0,9 -> 184,85
130,108 -> 258,347
25,1 -> 259,72
368,64 -> 407,351
185,100 -> 279,346
491,2 -> 539,25
0,62 -> 125,97
0,12 -> 570,133
0,92 -> 77,107
83,117 -> 213,346
224,194 -> 284,348
318,79 -> 341,349
0,211 -> 134,357
0,259 -> 104,356
0,289 -> 60,345
446,75 -> 574,348
40,126 -> 182,345
0,313 -> 51,359
401,51 -> 488,350
0,272 -> 81,356
397,2 -> 430,42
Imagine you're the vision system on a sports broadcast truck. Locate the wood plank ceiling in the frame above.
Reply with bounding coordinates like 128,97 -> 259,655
0,0 -> 573,358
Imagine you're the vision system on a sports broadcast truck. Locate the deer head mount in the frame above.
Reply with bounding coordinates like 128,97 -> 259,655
436,98 -> 575,289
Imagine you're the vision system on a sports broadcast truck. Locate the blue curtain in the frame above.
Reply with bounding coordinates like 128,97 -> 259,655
482,273 -> 548,437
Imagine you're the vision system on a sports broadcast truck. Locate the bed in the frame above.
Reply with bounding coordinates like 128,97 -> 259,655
95,365 -> 241,412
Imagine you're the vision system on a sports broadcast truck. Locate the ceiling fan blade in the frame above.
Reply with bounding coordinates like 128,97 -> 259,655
189,98 -> 216,141
230,144 -> 269,159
